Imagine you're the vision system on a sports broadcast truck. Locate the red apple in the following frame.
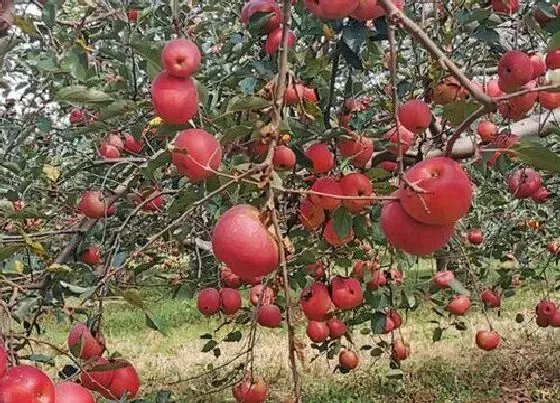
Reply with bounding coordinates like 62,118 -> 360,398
381,200 -> 455,256
305,143 -> 334,174
475,330 -> 500,351
547,240 -> 560,255
69,108 -> 86,125
391,340 -> 410,361
529,52 -> 547,79
481,289 -> 501,308
0,365 -> 55,403
303,86 -> 319,103
338,349 -> 359,370
0,344 -> 7,378
400,157 -> 473,225
273,145 -> 296,170
468,229 -> 484,245
306,320 -> 330,342
367,270 -> 387,290
151,72 -> 199,124
491,0 -> 519,14
351,0 -> 404,21
300,281 -> 333,321
68,322 -> 106,360
549,310 -> 560,327
100,362 -> 140,400
310,177 -> 342,210
384,125 -> 416,154
447,295 -> 472,316
299,197 -> 325,231
161,39 -> 202,78
397,99 -> 432,134
249,284 -> 276,306
507,169 -> 542,199
99,144 -> 120,159
123,134 -> 144,154
220,288 -> 242,315
55,382 -> 95,403
536,299 -> 557,318
539,90 -> 560,110
241,0 -> 282,34
327,318 -> 347,338
197,287 -> 221,316
257,304 -> 282,327
305,0 -> 359,20
80,357 -> 115,393
338,135 -> 374,167
78,191 -> 114,219
477,120 -> 498,144
323,218 -> 354,248
80,246 -> 101,266
221,267 -> 242,289
497,50 -> 532,93
172,128 -> 222,182
233,376 -> 268,403
307,261 -> 326,278
340,172 -> 373,213
434,270 -> 455,288
331,276 -> 363,310
546,49 -> 560,70
212,205 -> 279,278
264,26 -> 296,54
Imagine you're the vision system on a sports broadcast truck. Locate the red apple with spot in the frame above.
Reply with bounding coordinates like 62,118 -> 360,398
323,218 -> 354,248
197,287 -> 221,316
0,365 -> 55,403
264,26 -> 296,54
391,340 -> 410,361
172,128 -> 222,182
497,50 -> 532,93
78,191 -> 114,219
212,204 -> 279,278
434,270 -> 455,288
331,276 -> 363,310
220,288 -> 242,315
299,198 -> 325,231
55,382 -> 95,403
233,375 -> 268,403
399,157 -> 473,225
300,281 -> 333,321
447,295 -> 471,316
273,145 -> 296,171
69,108 -> 86,125
310,177 -> 342,210
250,284 -> 276,306
491,0 -> 518,14
162,39 -> 201,78
257,304 -> 282,327
68,322 -> 106,360
507,169 -> 542,199
327,318 -> 347,339
381,200 -> 455,256
338,349 -> 359,370
477,120 -> 498,144
338,135 -> 374,167
305,143 -> 334,174
340,172 -> 373,213
81,246 -> 101,266
397,99 -> 432,134
475,330 -> 500,351
306,320 -> 330,342
151,72 -> 198,124
468,229 -> 484,245
481,289 -> 501,308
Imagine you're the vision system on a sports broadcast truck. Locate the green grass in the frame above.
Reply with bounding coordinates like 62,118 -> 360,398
32,262 -> 560,402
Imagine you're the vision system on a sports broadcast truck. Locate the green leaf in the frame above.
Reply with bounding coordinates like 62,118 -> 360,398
42,2 -> 56,28
28,354 -> 55,364
99,100 -> 136,121
548,30 -> 560,52
131,41 -> 163,78
371,312 -> 388,334
145,311 -> 166,335
512,141 -> 560,173
64,46 -> 89,82
432,326 -> 444,342
443,100 -> 480,126
0,246 -> 21,260
340,41 -> 362,70
227,96 -> 269,113
202,339 -> 218,353
386,369 -> 404,379
223,331 -> 242,342
36,117 -> 52,132
473,26 -> 500,44
56,86 -> 114,104
332,207 -> 353,238
222,125 -> 253,144
449,279 -> 471,297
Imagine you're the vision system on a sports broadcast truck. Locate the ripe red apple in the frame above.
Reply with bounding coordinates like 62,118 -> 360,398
55,382 -> 94,403
303,86 -> 319,103
212,204 -> 279,278
80,357 -> 115,393
69,108 -> 86,125
0,365 -> 55,403
481,289 -> 501,308
12,200 -> 25,212
250,284 -> 276,306
539,90 -> 560,110
468,229 -> 484,245
384,125 -> 416,154
432,76 -> 470,106
100,362 -> 140,400
99,144 -> 120,159
547,240 -> 560,255
498,80 -> 538,120
340,172 -> 373,213
257,304 -> 282,327
475,330 -> 500,351
536,299 -> 557,318
338,135 -> 374,167
323,218 -> 354,248
351,0 -> 404,20
491,0 -> 519,14
135,188 -> 166,212
380,200 -> 455,256
327,318 -> 347,339
529,52 -> 547,79
305,143 -> 334,174
434,270 -> 455,288
172,128 -> 222,182
397,99 -> 432,134
128,9 -> 138,21
221,267 -> 242,288
507,169 -> 542,199
447,295 -> 471,316
264,26 -> 296,54
151,72 -> 199,124
477,120 -> 498,144
299,197 -> 325,231
284,82 -> 305,105
123,134 -> 144,154
78,191 -> 114,219
331,276 -> 363,310
300,281 -> 333,321
307,261 -> 326,278
400,157 -> 473,225
389,268 -> 405,286
386,309 -> 403,331
367,270 -> 387,290
241,0 -> 282,34
378,161 -> 398,172
220,288 -> 242,315
310,177 -> 342,210
161,39 -> 201,78
306,320 -> 330,342
68,322 -> 106,360
0,344 -> 7,378
546,49 -> 560,70
536,314 -> 550,327
549,310 -> 560,327
339,349 -> 359,370
197,287 -> 221,316
273,145 -> 296,171
497,50 -> 532,93
305,0 -> 359,20
80,246 -> 101,266
233,375 -> 269,403
391,340 -> 410,361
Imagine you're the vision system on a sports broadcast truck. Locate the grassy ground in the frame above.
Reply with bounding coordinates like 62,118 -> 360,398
35,266 -> 560,402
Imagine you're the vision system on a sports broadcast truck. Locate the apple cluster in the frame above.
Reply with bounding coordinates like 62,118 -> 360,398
535,299 -> 560,328
304,0 -> 403,21
99,132 -> 144,159
507,168 -> 550,202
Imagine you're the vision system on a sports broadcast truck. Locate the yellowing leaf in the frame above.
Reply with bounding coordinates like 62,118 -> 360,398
149,117 -> 163,127
15,16 -> 37,35
21,232 -> 48,258
14,260 -> 24,273
42,164 -> 60,182
47,264 -> 71,274
323,24 -> 334,41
